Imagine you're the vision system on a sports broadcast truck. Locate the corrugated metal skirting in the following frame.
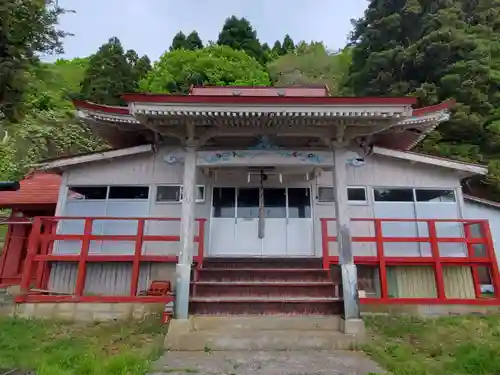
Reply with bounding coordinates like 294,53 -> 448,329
48,262 -> 152,296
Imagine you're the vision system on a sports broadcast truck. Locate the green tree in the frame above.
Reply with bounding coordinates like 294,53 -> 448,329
134,55 -> 152,81
268,42 -> 352,94
281,34 -> 295,54
79,37 -> 138,105
140,45 -> 270,94
186,31 -> 203,50
217,16 -> 266,65
272,40 -> 282,56
0,59 -> 103,180
347,0 -> 500,198
170,31 -> 189,51
0,0 -> 66,121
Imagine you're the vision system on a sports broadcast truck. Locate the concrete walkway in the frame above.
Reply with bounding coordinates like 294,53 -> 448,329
150,350 -> 384,375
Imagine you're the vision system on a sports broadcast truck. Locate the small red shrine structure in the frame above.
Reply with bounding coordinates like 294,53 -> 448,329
0,172 -> 60,286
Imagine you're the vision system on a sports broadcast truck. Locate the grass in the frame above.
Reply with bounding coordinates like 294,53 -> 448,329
0,314 -> 168,375
363,314 -> 500,375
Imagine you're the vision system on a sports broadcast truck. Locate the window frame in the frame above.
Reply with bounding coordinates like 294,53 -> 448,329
372,187 -> 458,204
316,186 -> 368,205
155,184 -> 206,204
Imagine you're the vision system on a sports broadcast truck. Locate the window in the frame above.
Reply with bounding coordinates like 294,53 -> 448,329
68,186 -> 107,200
108,186 -> 149,199
317,186 -> 367,204
374,188 -> 414,202
347,187 -> 367,203
156,185 -> 205,203
415,189 -> 455,202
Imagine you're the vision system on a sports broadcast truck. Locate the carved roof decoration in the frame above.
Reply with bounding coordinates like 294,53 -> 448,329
71,92 -> 454,151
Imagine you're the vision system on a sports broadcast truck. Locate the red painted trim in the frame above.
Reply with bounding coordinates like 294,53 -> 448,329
0,224 -> 13,281
18,295 -> 174,303
130,219 -> 144,297
196,218 -> 206,270
74,219 -> 92,296
481,221 -> 500,298
122,93 -> 418,106
464,224 -> 482,298
20,217 -> 41,293
321,217 -> 500,305
190,297 -> 340,303
191,281 -> 335,286
321,219 -> 329,270
72,99 -> 130,115
375,219 -> 388,299
412,100 -> 455,116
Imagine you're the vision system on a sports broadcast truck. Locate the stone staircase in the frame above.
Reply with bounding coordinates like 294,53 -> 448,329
189,258 -> 343,316
164,258 -> 364,351
165,315 -> 362,351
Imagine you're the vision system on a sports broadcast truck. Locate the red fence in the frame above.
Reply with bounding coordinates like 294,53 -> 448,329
321,218 -> 500,305
17,216 -> 206,303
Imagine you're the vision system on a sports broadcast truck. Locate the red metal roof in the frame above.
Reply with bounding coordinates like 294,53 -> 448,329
189,85 -> 330,97
0,172 -> 61,208
121,93 -> 417,105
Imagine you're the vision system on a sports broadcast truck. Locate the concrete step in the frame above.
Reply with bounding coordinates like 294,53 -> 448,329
189,298 -> 343,315
196,268 -> 331,282
191,315 -> 342,331
202,258 -> 323,269
165,321 -> 360,351
192,281 -> 339,298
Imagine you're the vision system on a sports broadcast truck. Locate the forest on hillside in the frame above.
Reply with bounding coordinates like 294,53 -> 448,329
1,1 -> 500,199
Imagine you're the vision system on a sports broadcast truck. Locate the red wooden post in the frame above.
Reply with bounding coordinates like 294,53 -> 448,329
464,223 -> 482,298
480,221 -> 500,298
20,217 -> 42,296
130,219 -> 145,297
375,219 -> 388,300
196,219 -> 206,269
428,220 -> 446,301
321,219 -> 329,269
74,218 -> 93,297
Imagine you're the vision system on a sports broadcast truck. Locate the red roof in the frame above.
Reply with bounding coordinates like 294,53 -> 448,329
121,93 -> 417,105
0,172 -> 61,208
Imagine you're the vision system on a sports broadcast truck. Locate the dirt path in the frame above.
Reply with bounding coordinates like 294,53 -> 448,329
150,350 -> 384,375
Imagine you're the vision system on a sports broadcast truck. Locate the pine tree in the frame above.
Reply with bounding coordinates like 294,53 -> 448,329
170,31 -> 189,51
272,40 -> 282,56
186,31 -> 203,50
79,37 -> 138,105
282,34 -> 295,54
135,55 -> 152,81
217,16 -> 265,64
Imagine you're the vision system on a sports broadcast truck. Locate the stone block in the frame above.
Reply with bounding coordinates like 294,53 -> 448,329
340,318 -> 366,337
6,285 -> 22,296
34,303 -> 56,318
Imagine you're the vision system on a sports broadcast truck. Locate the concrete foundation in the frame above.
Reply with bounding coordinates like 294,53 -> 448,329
13,302 -> 164,322
165,316 -> 364,351
340,318 -> 366,337
361,303 -> 500,316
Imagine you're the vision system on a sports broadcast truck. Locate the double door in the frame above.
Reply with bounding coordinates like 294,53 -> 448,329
210,187 -> 313,257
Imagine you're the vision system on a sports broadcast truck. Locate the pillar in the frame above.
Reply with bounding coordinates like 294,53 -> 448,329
333,147 -> 360,321
175,144 -> 197,319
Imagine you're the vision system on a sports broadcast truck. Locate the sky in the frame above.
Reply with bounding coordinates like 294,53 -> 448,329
49,0 -> 368,62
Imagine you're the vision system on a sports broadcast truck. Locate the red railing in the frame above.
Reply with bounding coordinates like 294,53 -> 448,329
321,218 -> 500,305
17,216 -> 207,303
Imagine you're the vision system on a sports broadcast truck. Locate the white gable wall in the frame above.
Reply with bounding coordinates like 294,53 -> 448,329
56,148 -> 466,259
